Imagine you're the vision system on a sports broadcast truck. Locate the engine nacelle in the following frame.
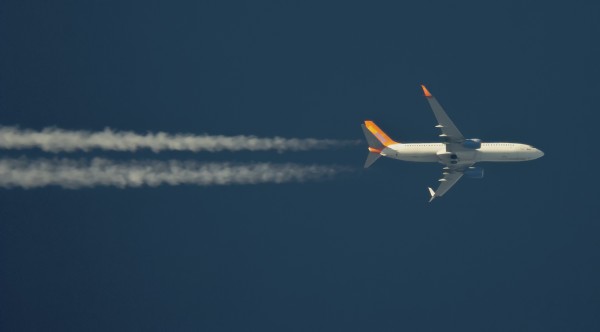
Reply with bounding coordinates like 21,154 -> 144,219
462,138 -> 482,149
464,166 -> 484,179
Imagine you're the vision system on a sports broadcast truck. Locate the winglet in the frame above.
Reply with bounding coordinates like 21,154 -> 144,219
428,187 -> 436,202
421,85 -> 432,98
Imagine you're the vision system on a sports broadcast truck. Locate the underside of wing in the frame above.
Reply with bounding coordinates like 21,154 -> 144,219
421,85 -> 465,144
428,172 -> 462,202
427,163 -> 474,202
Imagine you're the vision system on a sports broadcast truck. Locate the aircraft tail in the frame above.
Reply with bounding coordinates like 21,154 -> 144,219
361,121 -> 398,168
363,147 -> 382,168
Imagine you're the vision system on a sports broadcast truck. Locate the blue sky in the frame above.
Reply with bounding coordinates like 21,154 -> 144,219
1,1 -> 599,331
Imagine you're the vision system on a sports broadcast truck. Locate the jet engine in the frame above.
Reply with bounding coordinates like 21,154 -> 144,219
464,166 -> 484,179
462,138 -> 482,149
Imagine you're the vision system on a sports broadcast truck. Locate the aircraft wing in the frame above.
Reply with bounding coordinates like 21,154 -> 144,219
421,85 -> 465,144
427,164 -> 473,202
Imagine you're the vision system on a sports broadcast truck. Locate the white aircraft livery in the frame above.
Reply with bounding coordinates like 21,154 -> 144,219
361,85 -> 544,202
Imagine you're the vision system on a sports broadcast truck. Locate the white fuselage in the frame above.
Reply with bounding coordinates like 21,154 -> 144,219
380,142 -> 544,165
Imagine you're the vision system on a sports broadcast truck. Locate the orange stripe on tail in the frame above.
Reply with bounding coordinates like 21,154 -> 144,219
421,84 -> 432,98
364,121 -> 398,147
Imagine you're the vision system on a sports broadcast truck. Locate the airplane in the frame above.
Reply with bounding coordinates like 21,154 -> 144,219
361,85 -> 544,202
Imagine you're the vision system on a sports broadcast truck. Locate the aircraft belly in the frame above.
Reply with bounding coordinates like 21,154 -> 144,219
395,151 -> 439,162
475,151 -> 526,162
399,156 -> 439,162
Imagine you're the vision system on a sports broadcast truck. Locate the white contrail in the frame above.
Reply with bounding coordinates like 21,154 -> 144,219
0,158 -> 346,189
0,126 -> 359,153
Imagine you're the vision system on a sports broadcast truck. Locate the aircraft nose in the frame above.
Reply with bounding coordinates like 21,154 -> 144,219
535,149 -> 544,159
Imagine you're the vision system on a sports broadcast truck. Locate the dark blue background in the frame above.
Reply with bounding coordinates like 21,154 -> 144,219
1,1 -> 599,331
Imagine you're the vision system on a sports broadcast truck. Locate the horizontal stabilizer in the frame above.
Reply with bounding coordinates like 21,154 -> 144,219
364,152 -> 381,168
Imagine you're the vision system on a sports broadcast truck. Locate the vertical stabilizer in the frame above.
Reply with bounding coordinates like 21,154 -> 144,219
362,121 -> 398,147
361,124 -> 384,149
361,121 -> 398,168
